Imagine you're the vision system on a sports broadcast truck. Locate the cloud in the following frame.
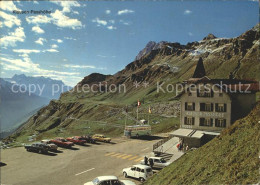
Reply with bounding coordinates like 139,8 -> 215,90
0,11 -> 21,28
92,17 -> 107,26
105,10 -> 111,14
119,20 -> 131,26
13,49 -> 41,54
117,9 -> 135,15
107,25 -> 117,30
33,1 -> 39,4
44,49 -> 59,53
26,10 -> 82,30
26,15 -> 51,24
50,10 -> 82,29
32,26 -> 45,34
63,64 -> 96,69
0,27 -> 25,47
35,38 -> 47,45
0,1 -> 21,12
188,32 -> 193,36
184,10 -> 192,15
64,37 -> 77,41
97,54 -> 116,58
52,1 -> 81,13
51,44 -> 58,48
109,20 -> 115,24
52,39 -> 63,43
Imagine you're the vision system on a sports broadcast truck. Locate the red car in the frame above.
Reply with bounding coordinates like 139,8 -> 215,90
66,136 -> 86,145
50,138 -> 74,148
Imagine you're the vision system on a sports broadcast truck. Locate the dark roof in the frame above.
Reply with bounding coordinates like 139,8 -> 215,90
192,57 -> 206,78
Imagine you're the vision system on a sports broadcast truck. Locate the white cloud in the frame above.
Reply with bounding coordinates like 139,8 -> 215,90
0,27 -> 25,47
109,20 -> 115,24
107,25 -> 117,30
51,44 -> 58,48
44,49 -> 59,53
0,11 -> 21,28
52,1 -> 81,13
13,49 -> 41,54
26,15 -> 51,24
188,32 -> 193,36
52,39 -> 63,43
26,10 -> 82,30
32,26 -> 45,34
64,37 -> 77,41
63,64 -> 96,69
119,20 -> 131,26
33,1 -> 39,4
184,10 -> 192,15
35,38 -> 47,45
50,10 -> 82,29
117,9 -> 134,15
105,10 -> 111,14
92,17 -> 107,26
0,1 -> 21,12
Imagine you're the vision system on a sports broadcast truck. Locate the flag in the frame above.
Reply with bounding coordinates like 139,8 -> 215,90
137,100 -> 141,107
149,106 -> 152,114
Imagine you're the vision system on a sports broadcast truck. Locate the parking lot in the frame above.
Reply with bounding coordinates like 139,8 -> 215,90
0,136 -> 163,185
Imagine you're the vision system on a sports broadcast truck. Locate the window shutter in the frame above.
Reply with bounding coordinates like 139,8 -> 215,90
215,103 -> 218,111
224,119 -> 226,127
193,103 -> 195,110
224,104 -> 227,112
211,118 -> 213,126
192,117 -> 195,125
184,117 -> 187,124
185,103 -> 187,110
211,103 -> 213,111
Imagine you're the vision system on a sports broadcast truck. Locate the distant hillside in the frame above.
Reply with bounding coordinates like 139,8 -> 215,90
145,102 -> 260,185
4,74 -> 71,99
10,24 -> 260,142
0,78 -> 49,132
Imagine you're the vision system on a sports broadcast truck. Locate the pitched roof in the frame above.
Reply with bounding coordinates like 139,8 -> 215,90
192,57 -> 206,78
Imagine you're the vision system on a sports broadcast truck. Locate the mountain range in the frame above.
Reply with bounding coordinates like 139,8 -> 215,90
8,24 -> 260,142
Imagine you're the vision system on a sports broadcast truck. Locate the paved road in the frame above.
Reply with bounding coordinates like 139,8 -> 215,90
0,136 -> 162,185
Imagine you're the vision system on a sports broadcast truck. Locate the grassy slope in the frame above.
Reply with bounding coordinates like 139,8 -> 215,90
145,102 -> 260,185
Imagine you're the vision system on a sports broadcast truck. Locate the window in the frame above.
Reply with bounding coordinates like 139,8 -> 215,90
136,168 -> 141,172
188,92 -> 192,96
199,118 -> 213,127
131,167 -> 136,171
146,168 -> 152,173
215,103 -> 226,112
197,89 -> 214,97
111,180 -> 121,185
154,159 -> 160,163
219,93 -> 223,97
215,119 -> 226,127
200,103 -> 213,112
141,169 -> 145,173
185,102 -> 195,111
184,117 -> 195,125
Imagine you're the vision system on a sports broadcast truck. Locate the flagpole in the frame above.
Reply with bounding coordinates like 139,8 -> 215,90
137,106 -> 139,124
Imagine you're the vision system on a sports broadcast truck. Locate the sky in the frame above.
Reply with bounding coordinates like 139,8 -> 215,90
0,0 -> 258,86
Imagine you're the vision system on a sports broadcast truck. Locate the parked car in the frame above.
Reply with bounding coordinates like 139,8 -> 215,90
84,176 -> 136,185
92,134 -> 111,143
80,135 -> 96,143
66,137 -> 86,145
140,157 -> 170,169
50,138 -> 74,148
24,143 -> 50,154
122,164 -> 153,182
41,139 -> 58,151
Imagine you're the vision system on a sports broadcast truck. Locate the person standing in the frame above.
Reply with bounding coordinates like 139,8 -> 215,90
149,158 -> 154,168
144,156 -> 148,165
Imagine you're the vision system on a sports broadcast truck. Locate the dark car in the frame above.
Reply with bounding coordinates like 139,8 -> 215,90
80,135 -> 96,144
24,143 -> 50,154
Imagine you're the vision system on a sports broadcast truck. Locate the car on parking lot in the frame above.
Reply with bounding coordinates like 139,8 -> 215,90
24,143 -> 50,154
140,156 -> 170,169
41,139 -> 58,151
122,164 -> 153,182
50,138 -> 74,148
84,176 -> 136,185
80,135 -> 96,143
66,137 -> 86,145
92,134 -> 111,143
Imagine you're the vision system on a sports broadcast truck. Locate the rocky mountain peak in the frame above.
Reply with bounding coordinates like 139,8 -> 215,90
203,33 -> 217,40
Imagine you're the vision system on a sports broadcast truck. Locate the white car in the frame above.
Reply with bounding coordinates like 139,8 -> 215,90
84,176 -> 136,185
140,157 -> 171,169
122,164 -> 153,182
41,139 -> 58,151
